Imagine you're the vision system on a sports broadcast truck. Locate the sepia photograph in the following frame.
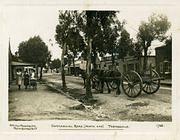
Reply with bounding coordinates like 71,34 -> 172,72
7,7 -> 172,123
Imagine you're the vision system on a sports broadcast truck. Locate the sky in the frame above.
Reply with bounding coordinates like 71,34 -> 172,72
3,6 -> 174,59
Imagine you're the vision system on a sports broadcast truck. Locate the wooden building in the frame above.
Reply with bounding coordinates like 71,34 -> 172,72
100,55 -> 156,74
155,44 -> 172,79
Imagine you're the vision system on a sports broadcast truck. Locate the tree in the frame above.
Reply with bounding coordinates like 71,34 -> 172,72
137,13 -> 171,71
116,29 -> 134,59
66,26 -> 86,76
165,35 -> 172,48
66,53 -> 73,74
55,11 -> 84,90
55,11 -> 70,90
84,11 -> 123,70
84,11 -> 121,98
50,59 -> 61,72
18,36 -> 50,80
55,10 -> 122,99
11,51 -> 20,61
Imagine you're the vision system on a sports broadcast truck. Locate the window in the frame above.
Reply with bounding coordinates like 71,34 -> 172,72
164,61 -> 171,74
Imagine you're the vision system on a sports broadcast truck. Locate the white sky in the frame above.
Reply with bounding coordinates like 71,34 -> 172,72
3,6 -> 174,59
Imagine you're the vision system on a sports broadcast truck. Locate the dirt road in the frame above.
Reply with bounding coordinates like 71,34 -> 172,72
9,73 -> 172,121
43,73 -> 172,121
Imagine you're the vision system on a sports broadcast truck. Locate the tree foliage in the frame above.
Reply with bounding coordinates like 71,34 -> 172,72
84,11 -> 126,70
50,59 -> 61,70
55,10 -> 134,99
137,13 -> 171,70
18,36 -> 50,79
18,36 -> 50,66
55,11 -> 84,49
55,11 -> 84,89
165,35 -> 172,47
116,29 -> 134,59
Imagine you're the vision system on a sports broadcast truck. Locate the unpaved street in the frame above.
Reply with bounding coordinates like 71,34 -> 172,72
9,83 -> 97,121
9,73 -> 172,121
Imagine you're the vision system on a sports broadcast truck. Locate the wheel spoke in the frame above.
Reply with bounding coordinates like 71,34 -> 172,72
147,85 -> 150,92
131,88 -> 136,96
124,85 -> 129,91
145,85 -> 148,92
148,85 -> 151,93
127,87 -> 131,94
148,85 -> 151,92
143,84 -> 147,89
134,86 -> 139,93
129,88 -> 133,96
123,71 -> 142,97
151,81 -> 159,87
149,85 -> 155,92
142,70 -> 160,94
151,82 -> 158,88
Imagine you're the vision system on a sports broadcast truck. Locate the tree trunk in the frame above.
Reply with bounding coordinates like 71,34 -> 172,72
111,52 -> 115,70
67,60 -> 71,75
67,54 -> 71,75
92,49 -> 97,70
36,66 -> 39,79
39,66 -> 43,80
85,38 -> 93,99
61,44 -> 67,90
143,47 -> 148,72
72,57 -> 76,76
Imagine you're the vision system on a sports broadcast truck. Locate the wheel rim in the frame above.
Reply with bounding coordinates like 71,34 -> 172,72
142,70 -> 160,94
122,71 -> 142,98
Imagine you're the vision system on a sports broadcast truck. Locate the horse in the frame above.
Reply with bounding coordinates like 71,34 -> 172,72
93,69 -> 121,94
80,69 -> 121,95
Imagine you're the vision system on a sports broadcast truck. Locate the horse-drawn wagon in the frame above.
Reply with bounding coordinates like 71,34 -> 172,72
91,63 -> 162,98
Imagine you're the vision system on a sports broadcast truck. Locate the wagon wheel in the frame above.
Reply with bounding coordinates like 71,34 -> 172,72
142,69 -> 160,94
92,75 -> 101,91
122,71 -> 143,98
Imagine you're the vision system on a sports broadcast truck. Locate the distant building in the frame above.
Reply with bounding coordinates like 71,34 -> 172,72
10,61 -> 37,80
8,40 -> 37,83
67,60 -> 82,75
65,57 -> 101,76
155,44 -> 172,79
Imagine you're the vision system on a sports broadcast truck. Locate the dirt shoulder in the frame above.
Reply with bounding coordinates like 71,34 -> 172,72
42,75 -> 172,122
